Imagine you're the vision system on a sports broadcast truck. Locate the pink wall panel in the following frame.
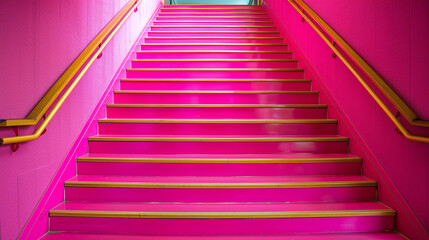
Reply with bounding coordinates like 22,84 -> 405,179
0,0 -> 160,239
264,0 -> 429,237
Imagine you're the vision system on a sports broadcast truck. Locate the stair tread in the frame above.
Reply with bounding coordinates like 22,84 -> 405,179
51,201 -> 389,213
141,43 -> 287,45
66,175 -> 373,185
113,90 -> 315,94
40,232 -> 406,240
78,153 -> 359,160
106,104 -> 326,107
132,59 -> 297,61
120,78 -> 311,81
88,134 -> 348,142
98,118 -> 335,123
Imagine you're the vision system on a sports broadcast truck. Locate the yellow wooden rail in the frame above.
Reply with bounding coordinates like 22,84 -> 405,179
0,0 -> 142,145
288,0 -> 429,143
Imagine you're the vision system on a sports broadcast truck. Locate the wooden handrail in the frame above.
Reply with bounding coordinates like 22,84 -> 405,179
288,0 -> 429,143
0,0 -> 142,145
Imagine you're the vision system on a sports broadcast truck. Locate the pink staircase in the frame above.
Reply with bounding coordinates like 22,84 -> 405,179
41,5 -> 406,239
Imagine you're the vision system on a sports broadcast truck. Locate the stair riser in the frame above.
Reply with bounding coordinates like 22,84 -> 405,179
106,107 -> 327,119
77,162 -> 362,176
126,70 -> 304,79
158,14 -> 269,17
49,216 -> 394,235
98,122 -> 335,135
153,22 -> 274,26
136,52 -> 292,59
113,93 -> 317,104
65,186 -> 374,203
151,27 -> 276,31
88,141 -> 347,154
120,81 -> 311,91
140,45 -> 288,51
160,9 -> 266,13
147,32 -> 279,37
163,6 -> 263,9
131,61 -> 298,68
156,17 -> 270,21
144,38 -> 284,43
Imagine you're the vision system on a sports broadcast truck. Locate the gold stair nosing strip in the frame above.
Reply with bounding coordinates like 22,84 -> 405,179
77,156 -> 361,163
126,68 -> 304,72
87,136 -> 348,142
142,43 -> 286,46
49,209 -> 395,219
112,90 -> 316,94
160,8 -> 266,10
106,104 -> 326,108
154,20 -> 273,23
149,31 -> 279,33
152,25 -> 276,28
159,12 -> 268,14
132,59 -> 296,62
120,78 -> 311,82
145,37 -> 283,39
97,119 -> 333,124
138,49 -> 290,51
156,16 -> 270,19
64,181 -> 374,189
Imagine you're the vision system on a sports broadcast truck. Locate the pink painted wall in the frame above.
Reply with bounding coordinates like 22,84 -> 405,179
264,0 -> 429,237
0,0 -> 160,239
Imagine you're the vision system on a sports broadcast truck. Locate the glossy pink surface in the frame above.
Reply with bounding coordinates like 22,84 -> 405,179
120,80 -> 311,91
264,0 -> 429,238
0,1 -> 161,239
131,59 -> 298,68
2,3 -> 414,239
88,140 -> 348,154
98,122 -> 335,135
144,37 -> 284,43
148,32 -> 279,37
135,51 -> 293,59
113,92 -> 317,104
77,161 -> 361,176
152,21 -> 275,26
40,232 -> 407,240
106,106 -> 327,119
151,26 -> 277,31
140,44 -> 288,51
49,216 -> 394,235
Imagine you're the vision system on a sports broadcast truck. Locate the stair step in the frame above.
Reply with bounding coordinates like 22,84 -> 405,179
150,26 -> 277,31
156,17 -> 271,21
131,59 -> 298,68
126,68 -> 304,79
144,36 -> 284,43
158,13 -> 269,17
120,78 -> 311,91
160,8 -> 267,13
40,232 -> 407,240
97,118 -> 335,135
106,104 -> 328,119
64,175 -> 374,203
162,5 -> 264,9
49,202 -> 394,235
87,134 -> 347,155
140,43 -> 288,51
147,31 -> 280,37
136,50 -> 292,59
113,90 -> 317,104
153,21 -> 274,26
77,153 -> 360,176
